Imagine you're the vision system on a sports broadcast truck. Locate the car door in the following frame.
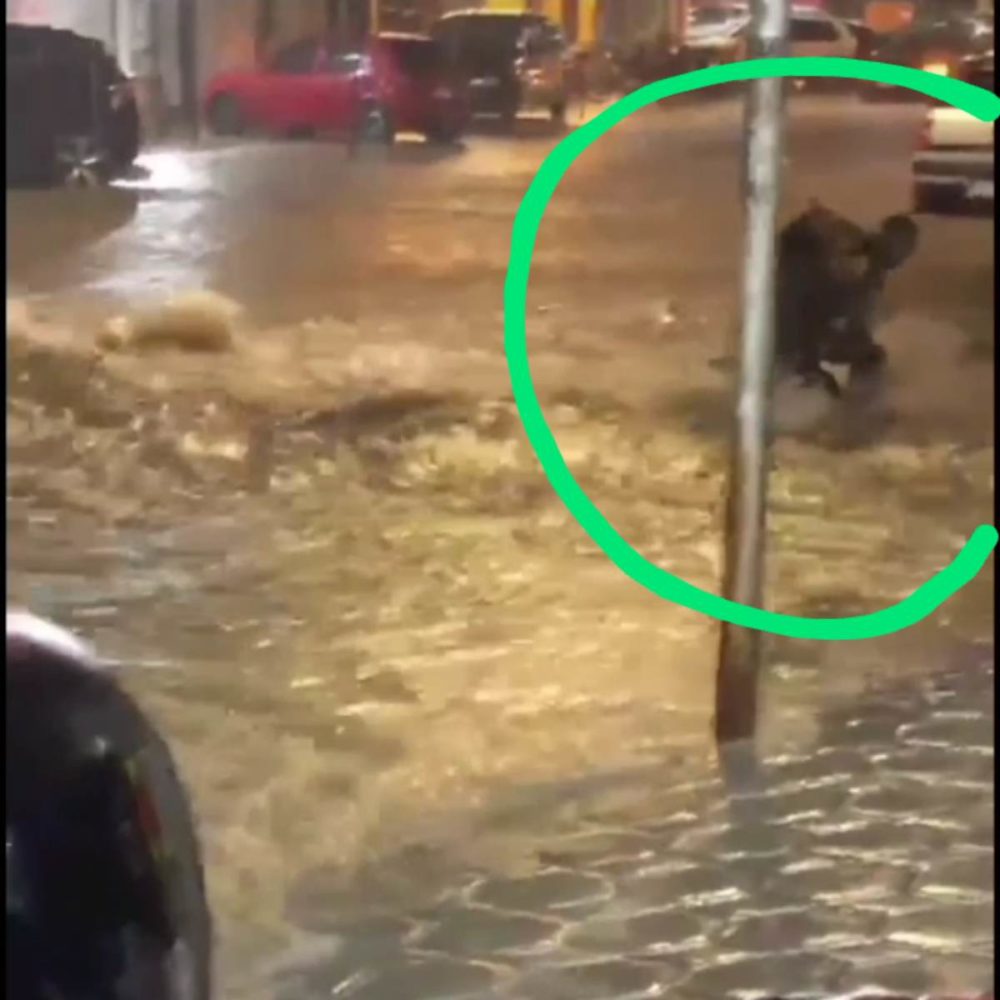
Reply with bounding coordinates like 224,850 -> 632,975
373,39 -> 433,134
789,15 -> 848,59
827,18 -> 856,58
296,46 -> 364,132
254,40 -> 322,130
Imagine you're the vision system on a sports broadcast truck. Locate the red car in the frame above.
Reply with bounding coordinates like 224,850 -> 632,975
204,33 -> 469,145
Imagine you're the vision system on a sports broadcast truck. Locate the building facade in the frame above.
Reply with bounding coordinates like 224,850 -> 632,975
475,0 -> 605,46
5,0 -> 334,136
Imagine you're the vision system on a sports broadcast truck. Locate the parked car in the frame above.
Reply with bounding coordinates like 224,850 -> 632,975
785,8 -> 857,61
204,33 -> 469,145
682,7 -> 855,70
430,10 -> 570,126
912,52 -> 994,213
6,23 -> 140,187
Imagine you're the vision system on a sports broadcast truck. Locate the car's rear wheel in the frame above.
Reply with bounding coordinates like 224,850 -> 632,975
549,100 -> 567,125
207,95 -> 246,137
425,123 -> 462,146
913,182 -> 952,215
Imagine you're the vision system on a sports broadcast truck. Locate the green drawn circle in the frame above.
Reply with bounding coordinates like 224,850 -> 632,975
504,57 -> 998,641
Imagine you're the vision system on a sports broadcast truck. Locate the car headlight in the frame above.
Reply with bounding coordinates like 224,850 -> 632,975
921,62 -> 950,76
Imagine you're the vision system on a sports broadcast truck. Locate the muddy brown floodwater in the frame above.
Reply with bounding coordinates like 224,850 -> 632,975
6,96 -> 994,996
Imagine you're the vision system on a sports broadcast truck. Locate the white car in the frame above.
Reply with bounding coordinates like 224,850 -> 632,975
912,55 -> 994,213
685,4 -> 749,47
782,8 -> 857,61
684,7 -> 856,66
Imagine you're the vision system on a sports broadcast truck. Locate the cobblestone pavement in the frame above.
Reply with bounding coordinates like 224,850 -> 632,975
270,656 -> 994,1000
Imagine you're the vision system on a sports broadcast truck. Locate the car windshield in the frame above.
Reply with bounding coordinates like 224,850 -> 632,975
443,14 -> 530,47
436,14 -> 542,72
383,37 -> 444,78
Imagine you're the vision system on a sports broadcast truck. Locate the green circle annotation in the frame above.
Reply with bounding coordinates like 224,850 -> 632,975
504,57 -> 998,641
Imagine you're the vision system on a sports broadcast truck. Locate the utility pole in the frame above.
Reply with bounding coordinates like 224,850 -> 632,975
176,0 -> 200,139
714,0 -> 789,746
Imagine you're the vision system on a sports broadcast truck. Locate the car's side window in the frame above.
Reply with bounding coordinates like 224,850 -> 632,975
522,23 -> 563,59
271,41 -> 319,75
790,18 -> 839,43
320,50 -> 364,75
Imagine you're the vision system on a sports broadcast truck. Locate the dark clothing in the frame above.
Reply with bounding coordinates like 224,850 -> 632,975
774,204 -> 906,395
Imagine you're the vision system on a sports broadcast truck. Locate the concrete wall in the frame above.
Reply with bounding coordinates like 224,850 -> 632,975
195,0 -> 329,81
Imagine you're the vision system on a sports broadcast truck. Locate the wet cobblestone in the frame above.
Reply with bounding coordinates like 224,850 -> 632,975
286,663 -> 994,999
470,870 -> 612,914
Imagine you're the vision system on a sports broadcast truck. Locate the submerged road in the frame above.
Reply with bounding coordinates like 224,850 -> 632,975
7,93 -> 994,997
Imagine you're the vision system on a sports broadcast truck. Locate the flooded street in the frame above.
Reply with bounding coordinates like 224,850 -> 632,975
7,95 -> 994,997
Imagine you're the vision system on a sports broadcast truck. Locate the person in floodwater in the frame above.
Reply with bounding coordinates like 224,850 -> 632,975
774,202 -> 920,398
6,611 -> 212,1000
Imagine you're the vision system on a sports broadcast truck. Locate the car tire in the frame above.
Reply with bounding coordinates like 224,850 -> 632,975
107,106 -> 141,177
207,95 -> 246,137
913,183 -> 950,215
499,87 -> 520,132
425,124 -> 462,146
549,100 -> 567,125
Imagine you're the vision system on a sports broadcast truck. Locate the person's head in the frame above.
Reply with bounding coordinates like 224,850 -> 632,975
785,202 -> 919,284
868,213 -> 920,272
6,612 -> 212,1000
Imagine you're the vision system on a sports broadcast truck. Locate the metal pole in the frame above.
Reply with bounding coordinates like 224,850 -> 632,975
714,0 -> 788,746
177,0 -> 199,139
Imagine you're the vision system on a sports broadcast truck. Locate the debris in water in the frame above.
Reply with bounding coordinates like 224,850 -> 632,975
657,300 -> 678,329
98,291 -> 241,354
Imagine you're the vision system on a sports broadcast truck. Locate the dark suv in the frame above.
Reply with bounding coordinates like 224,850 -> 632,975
431,10 -> 569,127
6,24 -> 140,187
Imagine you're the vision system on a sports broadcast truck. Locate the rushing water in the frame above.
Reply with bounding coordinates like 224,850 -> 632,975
6,97 -> 993,993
